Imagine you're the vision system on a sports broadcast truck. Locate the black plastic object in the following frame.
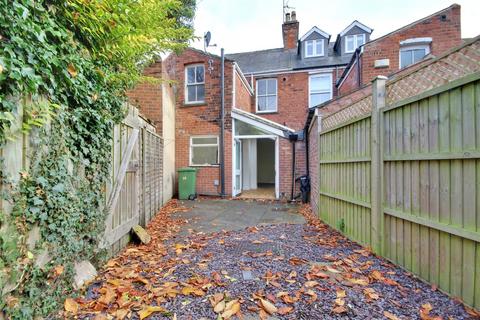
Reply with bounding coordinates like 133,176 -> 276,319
298,175 -> 310,203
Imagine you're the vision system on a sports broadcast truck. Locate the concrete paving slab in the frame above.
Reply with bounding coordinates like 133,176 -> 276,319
176,199 -> 305,236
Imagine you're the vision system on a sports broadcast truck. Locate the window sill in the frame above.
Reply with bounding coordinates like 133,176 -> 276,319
189,164 -> 220,167
305,55 -> 325,58
183,102 -> 206,107
256,110 -> 278,115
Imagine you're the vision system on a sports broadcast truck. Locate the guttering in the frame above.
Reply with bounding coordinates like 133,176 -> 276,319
245,66 -> 347,78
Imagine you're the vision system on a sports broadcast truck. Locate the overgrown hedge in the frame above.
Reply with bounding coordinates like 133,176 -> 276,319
0,0 -> 194,317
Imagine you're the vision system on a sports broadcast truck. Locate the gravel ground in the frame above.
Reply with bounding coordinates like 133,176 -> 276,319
74,201 -> 478,320
145,223 -> 475,320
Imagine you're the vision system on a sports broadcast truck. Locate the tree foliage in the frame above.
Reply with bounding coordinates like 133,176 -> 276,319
0,0 -> 195,317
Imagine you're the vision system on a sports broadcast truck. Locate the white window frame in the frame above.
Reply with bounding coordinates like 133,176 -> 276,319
399,45 -> 430,69
309,73 -> 333,108
185,64 -> 205,104
345,34 -> 366,53
305,39 -> 324,58
189,135 -> 219,166
255,78 -> 278,113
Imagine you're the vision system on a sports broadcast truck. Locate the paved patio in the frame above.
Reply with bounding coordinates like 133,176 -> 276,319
176,198 -> 305,235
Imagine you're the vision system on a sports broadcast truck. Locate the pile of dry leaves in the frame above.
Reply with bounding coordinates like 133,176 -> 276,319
60,200 -> 480,320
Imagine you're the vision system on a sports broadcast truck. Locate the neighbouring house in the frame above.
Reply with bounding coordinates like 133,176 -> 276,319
127,62 -> 176,204
129,4 -> 463,201
336,4 -> 461,96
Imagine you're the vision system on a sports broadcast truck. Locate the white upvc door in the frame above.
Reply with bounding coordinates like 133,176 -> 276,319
234,138 -> 242,196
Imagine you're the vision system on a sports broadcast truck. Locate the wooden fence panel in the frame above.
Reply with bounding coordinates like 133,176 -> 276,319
382,79 -> 480,307
319,116 -> 372,247
317,73 -> 480,308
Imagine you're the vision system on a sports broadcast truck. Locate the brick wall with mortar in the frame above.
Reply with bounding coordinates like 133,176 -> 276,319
308,117 -> 319,215
282,20 -> 299,50
163,49 -> 234,196
127,62 -> 163,132
251,68 -> 344,131
338,61 -> 359,96
338,4 -> 461,95
234,71 -> 253,111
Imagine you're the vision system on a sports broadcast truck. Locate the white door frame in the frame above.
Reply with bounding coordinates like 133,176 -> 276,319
232,135 -> 279,199
233,138 -> 242,196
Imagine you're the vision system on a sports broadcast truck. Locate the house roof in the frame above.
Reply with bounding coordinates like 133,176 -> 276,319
336,4 -> 460,88
231,108 -> 295,138
226,43 -> 352,75
339,20 -> 373,37
300,26 -> 331,41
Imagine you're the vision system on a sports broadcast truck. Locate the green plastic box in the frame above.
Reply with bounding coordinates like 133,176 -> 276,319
177,167 -> 197,200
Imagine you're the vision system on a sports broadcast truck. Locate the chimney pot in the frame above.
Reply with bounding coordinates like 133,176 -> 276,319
291,11 -> 297,21
285,12 -> 291,22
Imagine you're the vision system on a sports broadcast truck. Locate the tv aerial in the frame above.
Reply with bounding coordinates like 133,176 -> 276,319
204,31 -> 217,52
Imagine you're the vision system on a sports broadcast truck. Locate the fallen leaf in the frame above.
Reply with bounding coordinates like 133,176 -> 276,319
139,306 -> 166,320
53,265 -> 64,277
326,266 -> 341,273
67,63 -> 77,78
278,306 -> 294,315
64,298 -> 78,314
221,300 -> 240,319
181,286 -> 205,296
115,309 -> 129,319
98,287 -> 116,305
348,278 -> 369,286
214,300 -> 226,313
384,311 -> 400,320
259,298 -> 278,315
336,288 -> 346,298
305,280 -> 319,288
332,305 -> 348,314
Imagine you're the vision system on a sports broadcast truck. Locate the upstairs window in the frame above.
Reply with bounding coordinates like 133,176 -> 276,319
185,64 -> 205,104
256,78 -> 277,113
399,45 -> 429,69
305,39 -> 324,57
309,74 -> 332,107
345,34 -> 365,53
190,136 -> 218,166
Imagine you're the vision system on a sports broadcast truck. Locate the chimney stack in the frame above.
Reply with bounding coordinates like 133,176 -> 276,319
282,11 -> 299,50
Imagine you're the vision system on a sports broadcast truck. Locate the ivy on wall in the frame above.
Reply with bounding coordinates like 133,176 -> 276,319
0,0 -> 195,317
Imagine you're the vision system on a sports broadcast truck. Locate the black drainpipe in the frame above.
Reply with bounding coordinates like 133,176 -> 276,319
305,128 -> 309,177
220,48 -> 226,197
289,132 -> 298,201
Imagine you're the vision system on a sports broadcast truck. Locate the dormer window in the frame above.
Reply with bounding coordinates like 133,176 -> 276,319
305,39 -> 324,57
345,34 -> 365,53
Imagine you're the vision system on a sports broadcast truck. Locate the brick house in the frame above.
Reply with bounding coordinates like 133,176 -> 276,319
337,4 -> 461,95
129,5 -> 463,201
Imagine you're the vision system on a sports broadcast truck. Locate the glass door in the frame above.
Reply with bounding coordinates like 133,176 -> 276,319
234,138 -> 242,196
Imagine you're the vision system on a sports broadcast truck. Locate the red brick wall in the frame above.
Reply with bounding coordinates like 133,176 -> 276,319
282,20 -> 299,50
127,62 -> 163,131
252,69 -> 342,131
308,118 -> 319,215
164,49 -> 234,196
338,61 -> 359,96
234,71 -> 253,112
361,5 -> 461,85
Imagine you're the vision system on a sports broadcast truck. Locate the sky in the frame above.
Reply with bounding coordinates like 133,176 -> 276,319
190,0 -> 479,55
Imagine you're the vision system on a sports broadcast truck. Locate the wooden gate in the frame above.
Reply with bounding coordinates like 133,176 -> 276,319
104,106 -> 163,252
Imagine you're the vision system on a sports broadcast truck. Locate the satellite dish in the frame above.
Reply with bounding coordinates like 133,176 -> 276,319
204,31 -> 211,48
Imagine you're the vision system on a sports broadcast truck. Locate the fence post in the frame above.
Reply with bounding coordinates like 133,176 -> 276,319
315,109 -> 322,217
371,75 -> 387,255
